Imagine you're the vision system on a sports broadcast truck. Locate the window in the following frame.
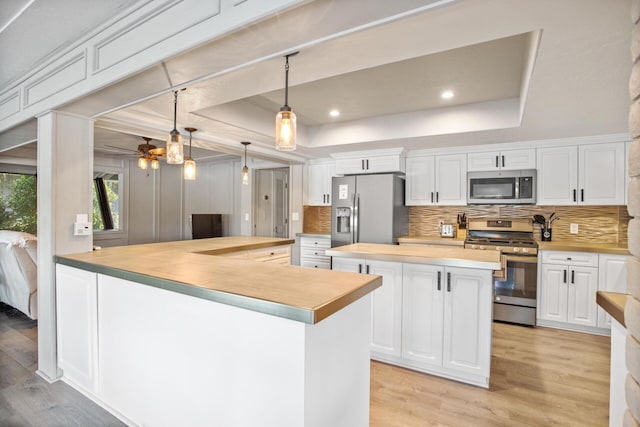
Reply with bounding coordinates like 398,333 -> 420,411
93,172 -> 121,231
0,172 -> 37,234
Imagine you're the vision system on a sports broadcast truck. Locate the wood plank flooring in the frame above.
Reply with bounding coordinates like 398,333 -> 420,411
0,303 -> 125,426
0,302 -> 610,426
371,322 -> 610,426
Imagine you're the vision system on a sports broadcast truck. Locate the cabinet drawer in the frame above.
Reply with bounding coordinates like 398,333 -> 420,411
540,251 -> 598,267
301,247 -> 328,258
300,237 -> 331,249
245,246 -> 291,263
300,260 -> 331,269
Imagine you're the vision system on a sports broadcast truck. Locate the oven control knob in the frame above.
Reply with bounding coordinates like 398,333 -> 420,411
522,248 -> 528,253
514,247 -> 520,252
496,296 -> 501,301
495,246 -> 501,251
479,245 -> 485,250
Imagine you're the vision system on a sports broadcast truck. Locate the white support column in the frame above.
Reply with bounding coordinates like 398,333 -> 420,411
36,111 -> 94,381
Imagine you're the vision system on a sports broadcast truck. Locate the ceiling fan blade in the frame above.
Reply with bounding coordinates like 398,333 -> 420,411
102,144 -> 139,154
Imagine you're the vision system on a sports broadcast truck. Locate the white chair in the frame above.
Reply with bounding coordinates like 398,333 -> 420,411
0,231 -> 37,319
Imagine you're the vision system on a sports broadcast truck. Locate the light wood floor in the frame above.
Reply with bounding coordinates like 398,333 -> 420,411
0,303 -> 610,426
371,322 -> 611,426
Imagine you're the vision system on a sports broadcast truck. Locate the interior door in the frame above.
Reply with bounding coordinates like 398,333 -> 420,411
254,168 -> 289,237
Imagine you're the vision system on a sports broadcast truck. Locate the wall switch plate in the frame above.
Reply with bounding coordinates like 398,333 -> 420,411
292,212 -> 299,221
570,223 -> 579,234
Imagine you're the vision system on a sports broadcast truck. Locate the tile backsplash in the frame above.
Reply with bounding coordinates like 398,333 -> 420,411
409,205 -> 630,245
303,205 -> 630,245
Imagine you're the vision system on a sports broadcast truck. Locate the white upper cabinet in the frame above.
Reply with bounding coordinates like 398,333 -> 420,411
405,154 -> 466,206
537,142 -> 625,205
332,148 -> 405,175
467,148 -> 536,172
305,160 -> 335,206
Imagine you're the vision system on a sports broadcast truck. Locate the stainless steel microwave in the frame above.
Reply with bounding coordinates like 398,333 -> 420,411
467,169 -> 536,204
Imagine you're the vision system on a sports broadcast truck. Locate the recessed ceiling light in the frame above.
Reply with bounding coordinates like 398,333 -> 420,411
329,109 -> 340,117
441,90 -> 454,100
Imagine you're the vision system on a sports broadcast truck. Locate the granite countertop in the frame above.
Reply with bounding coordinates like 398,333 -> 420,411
326,243 -> 502,270
596,291 -> 628,326
55,236 -> 381,325
538,241 -> 629,255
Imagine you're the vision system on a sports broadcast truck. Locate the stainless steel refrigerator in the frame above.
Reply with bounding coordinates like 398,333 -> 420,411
331,173 -> 408,247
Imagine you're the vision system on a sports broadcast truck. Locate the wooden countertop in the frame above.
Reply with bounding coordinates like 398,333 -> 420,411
397,235 -> 465,246
55,236 -> 382,325
326,243 -> 502,270
596,291 -> 628,326
538,241 -> 629,255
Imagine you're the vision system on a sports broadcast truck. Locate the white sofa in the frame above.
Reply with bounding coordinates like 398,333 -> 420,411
0,231 -> 37,319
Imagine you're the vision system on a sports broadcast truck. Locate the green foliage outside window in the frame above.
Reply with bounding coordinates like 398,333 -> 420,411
92,174 -> 120,230
0,173 -> 37,234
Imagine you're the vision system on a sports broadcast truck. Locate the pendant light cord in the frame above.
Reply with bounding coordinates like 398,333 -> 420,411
172,90 -> 178,132
284,57 -> 290,108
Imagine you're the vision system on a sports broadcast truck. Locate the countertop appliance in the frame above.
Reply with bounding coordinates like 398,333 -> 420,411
331,173 -> 408,247
464,217 -> 538,326
467,169 -> 536,205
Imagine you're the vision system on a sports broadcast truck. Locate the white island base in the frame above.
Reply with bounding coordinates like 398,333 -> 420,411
56,265 -> 372,427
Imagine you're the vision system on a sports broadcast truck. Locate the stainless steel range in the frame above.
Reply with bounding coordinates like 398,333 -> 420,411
464,218 -> 538,326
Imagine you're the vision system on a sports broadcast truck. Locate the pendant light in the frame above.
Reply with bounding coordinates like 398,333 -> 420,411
275,52 -> 299,151
166,90 -> 184,164
241,141 -> 251,185
184,127 -> 197,180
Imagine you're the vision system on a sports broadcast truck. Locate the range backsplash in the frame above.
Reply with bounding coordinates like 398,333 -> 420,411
409,205 -> 630,245
302,205 -> 630,245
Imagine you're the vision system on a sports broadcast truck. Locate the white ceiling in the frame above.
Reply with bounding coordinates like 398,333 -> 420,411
0,0 -> 633,164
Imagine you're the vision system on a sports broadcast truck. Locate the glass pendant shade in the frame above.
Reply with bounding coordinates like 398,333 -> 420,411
151,158 -> 160,170
138,157 -> 148,170
166,130 -> 184,164
275,109 -> 296,151
184,157 -> 196,180
241,165 -> 249,185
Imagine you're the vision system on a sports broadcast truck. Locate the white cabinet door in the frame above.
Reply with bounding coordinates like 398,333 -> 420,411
306,163 -> 334,206
401,264 -> 443,367
597,255 -> 629,328
405,156 -> 435,205
334,158 -> 366,175
467,151 -> 500,171
442,267 -> 492,377
501,149 -> 536,170
56,264 -> 99,392
537,146 -> 578,205
331,257 -> 364,273
435,154 -> 467,205
578,142 -> 625,205
367,260 -> 403,358
567,266 -> 598,327
368,155 -> 404,174
538,264 -> 569,322
467,149 -> 535,172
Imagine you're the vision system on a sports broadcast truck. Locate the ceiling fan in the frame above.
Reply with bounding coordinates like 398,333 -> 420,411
102,137 -> 167,170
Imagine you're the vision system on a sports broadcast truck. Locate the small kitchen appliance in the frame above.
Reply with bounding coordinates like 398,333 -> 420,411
464,217 -> 538,326
467,169 -> 536,204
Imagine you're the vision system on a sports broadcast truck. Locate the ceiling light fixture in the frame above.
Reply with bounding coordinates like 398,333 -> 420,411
166,89 -> 185,164
241,141 -> 251,185
441,90 -> 454,100
329,109 -> 340,117
151,158 -> 160,170
275,51 -> 299,151
137,137 -> 158,170
184,127 -> 197,180
138,157 -> 148,170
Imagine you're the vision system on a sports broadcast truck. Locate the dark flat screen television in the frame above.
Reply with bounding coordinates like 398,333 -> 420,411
191,214 -> 222,239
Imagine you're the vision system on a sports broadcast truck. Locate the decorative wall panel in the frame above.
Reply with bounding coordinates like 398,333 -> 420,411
0,91 -> 20,121
24,53 -> 87,107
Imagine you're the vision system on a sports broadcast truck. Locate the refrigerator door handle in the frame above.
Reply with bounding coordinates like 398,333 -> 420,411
350,193 -> 356,244
354,193 -> 360,243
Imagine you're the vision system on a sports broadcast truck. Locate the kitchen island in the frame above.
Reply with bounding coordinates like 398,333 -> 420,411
327,243 -> 501,388
54,237 -> 382,427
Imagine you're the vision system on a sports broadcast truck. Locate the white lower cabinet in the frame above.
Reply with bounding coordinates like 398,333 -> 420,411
332,258 -> 493,387
331,257 -> 403,357
597,254 -> 629,328
299,236 -> 331,269
538,251 -> 599,331
56,264 -> 99,394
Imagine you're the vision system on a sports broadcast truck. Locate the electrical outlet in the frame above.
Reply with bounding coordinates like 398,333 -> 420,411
570,223 -> 579,234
